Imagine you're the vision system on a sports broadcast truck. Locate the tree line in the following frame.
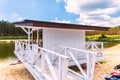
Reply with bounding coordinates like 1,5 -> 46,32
86,26 -> 120,35
0,20 -> 26,36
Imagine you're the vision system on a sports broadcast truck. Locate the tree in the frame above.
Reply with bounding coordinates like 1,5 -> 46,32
0,20 -> 26,36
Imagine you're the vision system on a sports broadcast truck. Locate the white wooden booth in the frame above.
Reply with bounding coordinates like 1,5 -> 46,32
14,20 -> 109,80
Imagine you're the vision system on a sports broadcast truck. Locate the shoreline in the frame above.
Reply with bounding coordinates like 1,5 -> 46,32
0,39 -> 28,42
0,58 -> 17,69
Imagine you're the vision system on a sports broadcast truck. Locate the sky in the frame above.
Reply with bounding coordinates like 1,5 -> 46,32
0,0 -> 120,27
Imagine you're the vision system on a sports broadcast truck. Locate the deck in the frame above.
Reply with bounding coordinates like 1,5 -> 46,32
14,41 -> 103,80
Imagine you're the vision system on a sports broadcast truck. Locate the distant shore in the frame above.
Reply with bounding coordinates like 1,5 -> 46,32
0,39 -> 27,42
0,36 -> 27,40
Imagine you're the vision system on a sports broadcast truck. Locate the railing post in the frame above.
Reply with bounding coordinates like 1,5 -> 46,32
101,42 -> 104,57
87,52 -> 96,80
40,50 -> 45,79
91,53 -> 96,80
15,41 -> 17,51
86,53 -> 90,80
59,57 -> 69,80
91,42 -> 94,52
59,57 -> 62,80
62,58 -> 69,80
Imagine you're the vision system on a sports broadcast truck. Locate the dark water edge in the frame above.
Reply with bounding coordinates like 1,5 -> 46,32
0,41 -> 16,59
104,41 -> 120,48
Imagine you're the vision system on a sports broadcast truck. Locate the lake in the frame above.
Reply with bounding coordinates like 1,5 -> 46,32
0,41 -> 16,60
0,40 -> 120,60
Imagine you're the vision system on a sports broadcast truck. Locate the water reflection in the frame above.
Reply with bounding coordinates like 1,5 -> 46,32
0,41 -> 16,59
104,41 -> 120,48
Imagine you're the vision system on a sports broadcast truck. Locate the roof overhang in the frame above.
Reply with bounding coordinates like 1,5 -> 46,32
13,19 -> 110,31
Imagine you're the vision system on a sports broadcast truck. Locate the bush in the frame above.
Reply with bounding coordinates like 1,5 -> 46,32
85,37 -> 89,41
98,34 -> 107,39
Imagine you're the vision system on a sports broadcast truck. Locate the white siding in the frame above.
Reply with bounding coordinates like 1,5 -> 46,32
43,28 -> 85,52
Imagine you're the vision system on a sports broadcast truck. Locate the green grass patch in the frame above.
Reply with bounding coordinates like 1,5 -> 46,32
86,34 -> 120,48
86,34 -> 120,42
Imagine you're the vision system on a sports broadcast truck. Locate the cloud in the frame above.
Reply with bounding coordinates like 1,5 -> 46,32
0,12 -> 23,22
0,13 -> 6,20
56,0 -> 62,3
64,0 -> 120,27
53,17 -> 71,23
12,13 -> 23,21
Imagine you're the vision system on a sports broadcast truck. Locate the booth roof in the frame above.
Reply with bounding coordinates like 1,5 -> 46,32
13,19 -> 110,31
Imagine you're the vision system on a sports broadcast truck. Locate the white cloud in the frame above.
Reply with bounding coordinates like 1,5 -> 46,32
53,17 -> 71,23
56,0 -> 62,3
0,12 -> 23,21
11,13 -> 23,21
0,13 -> 6,20
64,0 -> 120,27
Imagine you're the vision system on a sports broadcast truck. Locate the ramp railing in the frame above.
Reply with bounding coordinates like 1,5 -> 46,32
56,45 -> 97,80
15,41 -> 69,80
85,42 -> 103,58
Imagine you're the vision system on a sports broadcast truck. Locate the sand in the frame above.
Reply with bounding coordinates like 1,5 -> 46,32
0,59 -> 34,80
1,44 -> 120,80
94,44 -> 120,80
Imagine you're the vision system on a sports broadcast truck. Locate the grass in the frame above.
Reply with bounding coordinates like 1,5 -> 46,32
86,34 -> 120,42
86,34 -> 120,48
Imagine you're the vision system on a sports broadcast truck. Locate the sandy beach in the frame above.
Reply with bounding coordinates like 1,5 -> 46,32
0,44 -> 120,80
94,44 -> 120,80
0,59 -> 34,80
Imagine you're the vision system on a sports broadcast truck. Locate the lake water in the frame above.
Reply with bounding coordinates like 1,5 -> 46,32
0,40 -> 120,60
104,41 -> 120,48
0,41 -> 16,60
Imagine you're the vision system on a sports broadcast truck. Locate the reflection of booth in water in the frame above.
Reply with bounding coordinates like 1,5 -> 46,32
14,20 -> 109,80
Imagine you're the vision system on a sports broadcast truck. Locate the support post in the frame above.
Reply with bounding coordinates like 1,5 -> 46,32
37,29 -> 39,45
28,28 -> 31,50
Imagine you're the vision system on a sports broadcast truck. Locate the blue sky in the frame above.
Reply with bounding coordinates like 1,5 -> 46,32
0,0 -> 120,27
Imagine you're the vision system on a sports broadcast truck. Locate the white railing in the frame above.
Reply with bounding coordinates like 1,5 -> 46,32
55,45 -> 97,80
15,41 -> 69,80
15,41 -> 98,80
85,42 -> 103,58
